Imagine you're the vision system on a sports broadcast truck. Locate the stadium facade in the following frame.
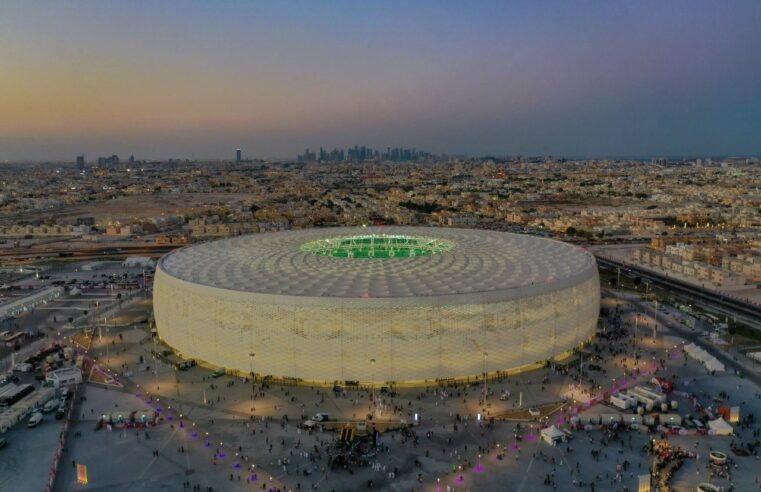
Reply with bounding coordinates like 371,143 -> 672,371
153,227 -> 600,385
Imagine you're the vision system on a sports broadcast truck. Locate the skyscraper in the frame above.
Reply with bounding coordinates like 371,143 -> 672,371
76,155 -> 85,170
236,149 -> 242,162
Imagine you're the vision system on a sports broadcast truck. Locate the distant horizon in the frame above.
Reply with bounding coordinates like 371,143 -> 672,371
3,151 -> 759,165
2,1 -> 760,161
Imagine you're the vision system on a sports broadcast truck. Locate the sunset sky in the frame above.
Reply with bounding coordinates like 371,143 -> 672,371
1,1 -> 760,161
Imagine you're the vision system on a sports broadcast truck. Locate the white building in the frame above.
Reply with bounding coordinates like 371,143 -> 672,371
45,367 -> 83,387
0,286 -> 63,320
122,257 -> 155,268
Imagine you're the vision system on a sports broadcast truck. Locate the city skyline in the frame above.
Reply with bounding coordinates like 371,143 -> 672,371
1,1 -> 760,161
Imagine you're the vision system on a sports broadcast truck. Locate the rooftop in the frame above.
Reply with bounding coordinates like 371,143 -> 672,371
158,227 -> 597,299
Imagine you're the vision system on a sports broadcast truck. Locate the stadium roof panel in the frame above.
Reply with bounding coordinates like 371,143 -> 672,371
159,226 -> 597,299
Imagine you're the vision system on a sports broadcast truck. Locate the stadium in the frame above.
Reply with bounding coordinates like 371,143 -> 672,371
153,227 -> 600,385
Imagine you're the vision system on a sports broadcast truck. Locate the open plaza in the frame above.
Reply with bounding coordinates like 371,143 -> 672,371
0,233 -> 760,492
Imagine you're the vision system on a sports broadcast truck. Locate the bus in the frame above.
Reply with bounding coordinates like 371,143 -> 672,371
0,383 -> 34,408
703,313 -> 720,323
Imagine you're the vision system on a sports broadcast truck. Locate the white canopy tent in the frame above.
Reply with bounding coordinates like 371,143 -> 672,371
684,343 -> 725,372
541,425 -> 565,445
707,417 -> 733,436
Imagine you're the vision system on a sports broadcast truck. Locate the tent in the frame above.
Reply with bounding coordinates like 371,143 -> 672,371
541,425 -> 565,445
684,343 -> 725,372
707,417 -> 733,436
704,358 -> 725,372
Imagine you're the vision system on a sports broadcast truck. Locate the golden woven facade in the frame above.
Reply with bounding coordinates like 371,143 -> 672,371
153,227 -> 600,385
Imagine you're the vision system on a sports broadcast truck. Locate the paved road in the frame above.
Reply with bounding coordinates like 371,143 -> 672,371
607,289 -> 761,389
597,255 -> 761,329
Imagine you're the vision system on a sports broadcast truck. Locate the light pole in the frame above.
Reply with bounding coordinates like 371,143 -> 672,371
174,365 -> 181,411
370,358 -> 376,393
249,352 -> 255,413
104,315 -> 109,363
634,314 -> 638,342
153,336 -> 159,390
482,351 -> 488,400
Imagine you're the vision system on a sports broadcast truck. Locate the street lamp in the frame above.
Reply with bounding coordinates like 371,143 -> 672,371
249,353 -> 255,413
483,351 -> 488,400
370,358 -> 376,392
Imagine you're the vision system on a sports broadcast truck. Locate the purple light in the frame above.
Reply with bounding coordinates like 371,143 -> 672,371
474,463 -> 484,473
455,476 -> 464,484
204,441 -> 210,448
167,415 -> 174,421
191,431 -> 198,438
217,453 -> 226,459
233,462 -> 241,469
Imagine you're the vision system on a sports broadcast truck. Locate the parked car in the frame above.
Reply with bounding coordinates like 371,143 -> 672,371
42,398 -> 59,413
27,412 -> 43,428
312,413 -> 330,422
211,367 -> 226,378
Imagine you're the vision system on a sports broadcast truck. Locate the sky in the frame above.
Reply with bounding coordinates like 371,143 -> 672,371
1,1 -> 760,161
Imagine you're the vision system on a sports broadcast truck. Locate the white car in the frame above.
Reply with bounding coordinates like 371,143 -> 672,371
27,412 -> 43,428
528,408 -> 541,417
42,398 -> 59,413
13,363 -> 33,373
312,413 -> 330,422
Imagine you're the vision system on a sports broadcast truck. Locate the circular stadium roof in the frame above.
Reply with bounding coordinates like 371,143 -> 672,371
158,226 -> 597,299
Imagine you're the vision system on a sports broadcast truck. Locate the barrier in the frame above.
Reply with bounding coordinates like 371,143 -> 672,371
44,382 -> 81,492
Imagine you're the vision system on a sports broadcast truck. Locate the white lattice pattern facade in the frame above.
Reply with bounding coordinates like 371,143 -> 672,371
153,227 -> 600,384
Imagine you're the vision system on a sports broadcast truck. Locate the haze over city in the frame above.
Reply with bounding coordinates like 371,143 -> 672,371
1,2 -> 761,492
2,0 -> 761,161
